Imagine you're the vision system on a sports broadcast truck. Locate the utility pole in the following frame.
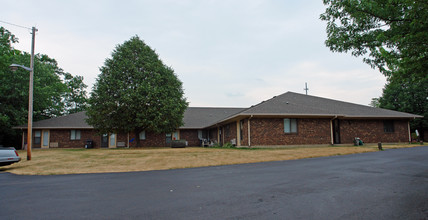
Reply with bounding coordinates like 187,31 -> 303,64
2,21 -> 37,160
304,82 -> 309,95
26,26 -> 37,160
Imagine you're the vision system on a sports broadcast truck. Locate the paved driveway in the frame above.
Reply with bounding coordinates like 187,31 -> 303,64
1,146 -> 427,219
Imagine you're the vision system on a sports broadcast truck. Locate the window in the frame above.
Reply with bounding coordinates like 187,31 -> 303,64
384,120 -> 394,133
166,133 -> 172,144
284,119 -> 297,133
198,130 -> 203,140
70,130 -> 81,140
34,130 -> 41,144
139,131 -> 146,140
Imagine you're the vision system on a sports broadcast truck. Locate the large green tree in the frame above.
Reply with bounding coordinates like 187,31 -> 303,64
379,75 -> 427,140
320,0 -> 427,80
320,1 -> 427,139
86,36 -> 188,146
63,72 -> 89,114
0,26 -> 88,147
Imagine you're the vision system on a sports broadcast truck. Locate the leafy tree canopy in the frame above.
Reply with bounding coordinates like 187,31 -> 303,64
320,0 -> 427,80
86,36 -> 188,145
321,1 -> 427,138
0,26 -> 88,147
379,74 -> 428,139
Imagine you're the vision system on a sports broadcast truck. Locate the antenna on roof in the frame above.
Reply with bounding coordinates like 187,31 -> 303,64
304,82 -> 309,95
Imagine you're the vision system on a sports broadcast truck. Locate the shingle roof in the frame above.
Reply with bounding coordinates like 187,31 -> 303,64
15,107 -> 245,130
14,111 -> 92,129
238,92 -> 421,119
182,107 -> 245,129
14,92 -> 421,130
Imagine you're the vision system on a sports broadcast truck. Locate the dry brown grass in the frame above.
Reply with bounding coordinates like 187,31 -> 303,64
1,144 -> 423,175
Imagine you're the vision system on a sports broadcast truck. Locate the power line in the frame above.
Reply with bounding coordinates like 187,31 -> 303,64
0,20 -> 32,30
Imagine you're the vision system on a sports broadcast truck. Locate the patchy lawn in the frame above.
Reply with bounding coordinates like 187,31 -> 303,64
1,144 -> 423,175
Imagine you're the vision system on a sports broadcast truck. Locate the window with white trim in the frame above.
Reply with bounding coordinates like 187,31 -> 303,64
284,119 -> 297,133
139,131 -> 146,140
34,130 -> 41,144
70,130 -> 81,140
383,120 -> 394,133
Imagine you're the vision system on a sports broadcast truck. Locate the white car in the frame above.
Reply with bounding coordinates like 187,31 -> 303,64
0,147 -> 21,166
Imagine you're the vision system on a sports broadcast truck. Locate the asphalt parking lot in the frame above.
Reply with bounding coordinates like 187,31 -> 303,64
1,146 -> 427,219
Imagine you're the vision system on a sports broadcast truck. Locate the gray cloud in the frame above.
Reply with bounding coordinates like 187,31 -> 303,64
2,0 -> 386,107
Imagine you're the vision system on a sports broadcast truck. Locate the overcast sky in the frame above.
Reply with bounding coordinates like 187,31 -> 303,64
1,0 -> 386,107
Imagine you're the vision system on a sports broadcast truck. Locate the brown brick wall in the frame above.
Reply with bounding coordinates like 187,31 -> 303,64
180,129 -> 200,146
339,119 -> 409,144
127,131 -> 167,147
249,118 -> 331,146
208,128 -> 218,144
223,122 -> 237,145
248,118 -> 409,146
26,118 -> 410,148
35,129 -> 170,148
47,129 -> 99,148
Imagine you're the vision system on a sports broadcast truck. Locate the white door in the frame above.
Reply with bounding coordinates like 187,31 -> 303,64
42,130 -> 50,148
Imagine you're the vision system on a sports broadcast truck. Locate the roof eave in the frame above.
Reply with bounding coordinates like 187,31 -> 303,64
204,113 -> 423,128
341,115 -> 423,119
205,113 -> 341,128
179,127 -> 205,130
13,126 -> 94,130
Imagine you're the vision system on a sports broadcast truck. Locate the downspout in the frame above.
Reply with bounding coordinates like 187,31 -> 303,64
248,115 -> 253,147
330,115 -> 337,145
408,120 -> 411,143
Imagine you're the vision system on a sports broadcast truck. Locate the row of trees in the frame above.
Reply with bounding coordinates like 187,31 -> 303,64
321,0 -> 427,139
1,27 -> 187,148
0,27 -> 88,147
3,0 -> 426,148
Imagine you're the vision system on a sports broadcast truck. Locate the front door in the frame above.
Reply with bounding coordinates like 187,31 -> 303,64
166,133 -> 172,145
41,130 -> 50,149
101,134 -> 108,148
333,119 -> 341,144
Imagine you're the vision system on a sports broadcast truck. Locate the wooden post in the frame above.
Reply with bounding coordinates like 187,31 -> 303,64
378,142 -> 383,151
27,27 -> 37,160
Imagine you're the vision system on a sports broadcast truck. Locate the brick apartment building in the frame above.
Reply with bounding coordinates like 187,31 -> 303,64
14,92 -> 422,148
